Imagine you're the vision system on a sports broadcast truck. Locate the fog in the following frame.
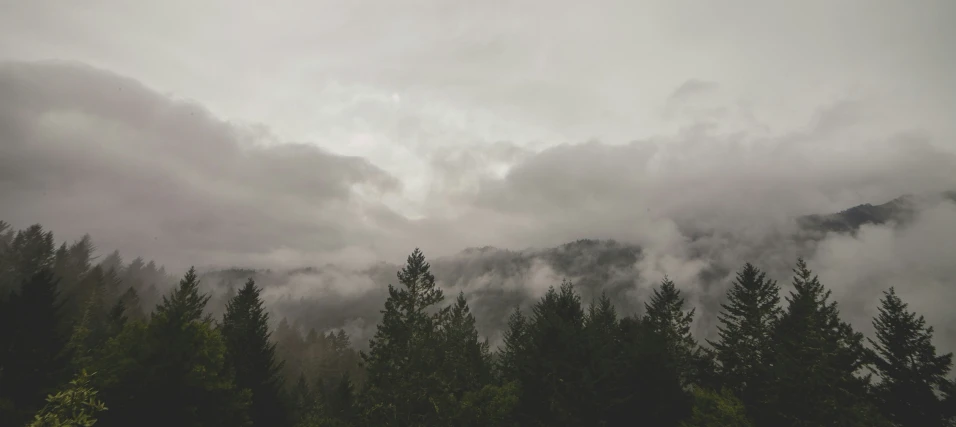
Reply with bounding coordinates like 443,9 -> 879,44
1,0 -> 955,351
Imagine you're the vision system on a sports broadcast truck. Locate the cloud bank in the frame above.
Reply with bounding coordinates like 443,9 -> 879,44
2,60 -> 955,351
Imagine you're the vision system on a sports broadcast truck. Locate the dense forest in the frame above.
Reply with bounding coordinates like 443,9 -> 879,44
1,220 -> 955,427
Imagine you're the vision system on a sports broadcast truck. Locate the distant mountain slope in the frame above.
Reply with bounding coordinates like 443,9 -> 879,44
797,191 -> 956,234
797,195 -> 918,234
198,192 -> 956,347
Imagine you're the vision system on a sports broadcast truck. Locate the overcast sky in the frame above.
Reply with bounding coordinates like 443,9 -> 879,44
1,0 -> 955,275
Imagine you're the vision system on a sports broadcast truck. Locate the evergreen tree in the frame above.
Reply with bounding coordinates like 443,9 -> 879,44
6,224 -> 55,292
583,292 -> 630,424
617,315 -> 692,426
116,286 -> 145,321
0,268 -> 71,426
317,373 -> 357,425
0,220 -> 13,294
98,250 -> 123,276
868,287 -> 953,427
105,299 -> 128,336
768,258 -> 879,426
709,263 -> 780,419
222,278 -> 289,427
67,282 -> 107,371
441,292 -> 492,399
92,267 -> 250,427
496,306 -> 529,381
274,317 -> 307,387
644,276 -> 702,388
54,235 -> 95,302
361,248 -> 449,426
513,280 -> 589,426
290,373 -> 313,421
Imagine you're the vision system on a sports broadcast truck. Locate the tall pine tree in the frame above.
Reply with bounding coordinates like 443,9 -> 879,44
496,306 -> 528,382
0,268 -> 71,426
361,248 -> 449,426
93,267 -> 251,427
644,276 -> 702,389
768,258 -> 881,426
513,280 -> 589,425
440,292 -> 492,400
868,287 -> 953,427
709,263 -> 780,419
222,278 -> 289,427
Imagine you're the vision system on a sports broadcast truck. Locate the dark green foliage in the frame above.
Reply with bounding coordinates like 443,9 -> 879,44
360,248 -> 450,426
496,306 -> 529,381
8,220 -> 956,427
322,373 -> 358,423
644,276 -> 705,388
26,370 -> 107,427
869,287 -> 953,427
289,374 -> 314,424
710,263 -> 780,419
116,286 -> 145,321
442,381 -> 520,427
91,267 -> 251,427
679,388 -> 752,427
8,225 -> 56,288
222,278 -> 289,427
511,280 -> 589,425
0,268 -> 71,426
440,292 -> 492,398
767,258 -> 880,426
583,293 -> 624,420
617,315 -> 692,426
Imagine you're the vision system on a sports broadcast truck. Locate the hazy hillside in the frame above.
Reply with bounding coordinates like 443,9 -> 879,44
196,192 -> 956,348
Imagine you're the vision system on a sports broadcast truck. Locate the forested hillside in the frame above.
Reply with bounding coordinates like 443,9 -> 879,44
2,219 -> 955,426
195,192 -> 956,352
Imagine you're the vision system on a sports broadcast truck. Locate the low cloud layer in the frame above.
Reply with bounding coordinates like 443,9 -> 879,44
2,60 -> 956,351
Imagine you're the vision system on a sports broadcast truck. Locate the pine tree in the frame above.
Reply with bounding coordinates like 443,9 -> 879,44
868,287 -> 953,427
496,306 -> 528,381
644,276 -> 701,388
0,220 -> 13,294
7,224 -> 55,292
513,280 -> 588,425
0,268 -> 71,426
617,315 -> 691,426
274,317 -> 306,387
320,373 -> 357,425
709,263 -> 780,417
222,278 -> 289,427
157,267 -> 210,324
92,267 -> 251,427
121,257 -> 145,293
361,248 -> 449,426
116,286 -> 145,321
583,292 -> 628,423
441,292 -> 491,399
768,258 -> 879,426
67,281 -> 107,371
290,373 -> 314,424
98,250 -> 123,276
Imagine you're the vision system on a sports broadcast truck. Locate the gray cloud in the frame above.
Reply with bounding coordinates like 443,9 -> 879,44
3,0 -> 956,362
0,61 -> 403,270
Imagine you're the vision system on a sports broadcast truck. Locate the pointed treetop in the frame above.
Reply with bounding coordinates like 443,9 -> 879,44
156,267 -> 211,324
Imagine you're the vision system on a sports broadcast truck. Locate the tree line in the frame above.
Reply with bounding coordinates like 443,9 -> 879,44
1,220 -> 954,426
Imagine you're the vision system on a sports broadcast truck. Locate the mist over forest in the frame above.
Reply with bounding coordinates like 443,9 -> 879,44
3,1 -> 956,425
